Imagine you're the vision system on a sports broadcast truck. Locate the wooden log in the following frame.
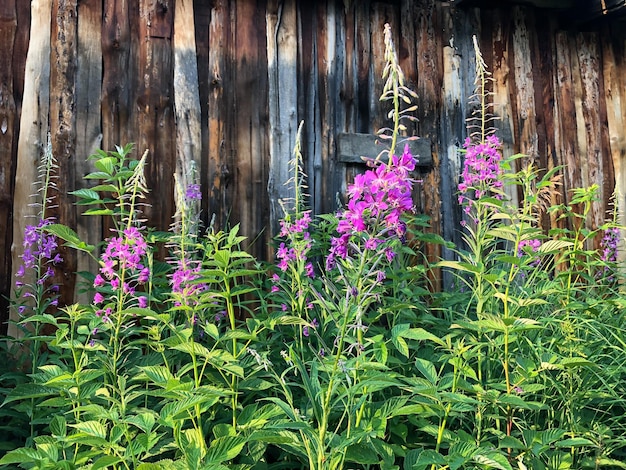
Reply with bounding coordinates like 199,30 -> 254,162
267,0 -> 298,237
48,0 -> 79,307
9,0 -> 52,338
74,0 -> 102,304
173,0 -> 202,211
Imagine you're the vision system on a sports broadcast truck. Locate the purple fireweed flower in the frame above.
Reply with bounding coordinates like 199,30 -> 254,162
186,183 -> 202,201
601,227 -> 620,263
327,145 -> 416,268
518,239 -> 541,257
458,135 -> 503,209
170,258 -> 207,306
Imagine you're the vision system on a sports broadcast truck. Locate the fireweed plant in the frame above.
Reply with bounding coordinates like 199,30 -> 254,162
3,25 -> 626,470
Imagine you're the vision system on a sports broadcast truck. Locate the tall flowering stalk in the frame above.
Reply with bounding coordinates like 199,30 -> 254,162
10,137 -> 64,441
266,24 -> 420,469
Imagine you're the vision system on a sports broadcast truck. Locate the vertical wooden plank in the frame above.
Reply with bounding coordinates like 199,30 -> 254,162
414,0 -> 443,288
75,0 -> 102,303
511,6 -> 538,162
135,0 -> 175,233
0,1 -> 18,330
9,0 -> 51,337
267,0 -> 298,236
173,0 -> 202,204
602,26 -> 626,242
489,9 -> 516,172
575,32 -> 614,234
553,31 -> 580,203
48,0 -> 79,307
297,2 -> 321,215
315,0 -> 339,213
232,0 -> 269,260
101,0 -> 132,151
439,4 -> 479,283
355,0 -> 370,135
206,0 -> 230,231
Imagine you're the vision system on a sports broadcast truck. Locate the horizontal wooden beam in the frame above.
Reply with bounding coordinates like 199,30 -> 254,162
336,133 -> 432,167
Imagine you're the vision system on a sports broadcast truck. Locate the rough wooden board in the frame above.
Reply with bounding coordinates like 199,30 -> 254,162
206,0 -> 230,231
75,0 -> 102,304
602,26 -> 626,253
267,0 -> 298,237
48,0 -> 79,307
336,133 -> 432,166
9,0 -> 52,338
173,0 -> 202,208
0,1 -> 18,329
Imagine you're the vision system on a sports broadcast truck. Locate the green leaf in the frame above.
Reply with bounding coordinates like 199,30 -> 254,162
94,157 -> 116,175
205,436 -> 247,464
44,224 -> 95,253
71,420 -> 107,439
538,239 -> 574,253
555,438 -> 595,448
345,443 -> 379,464
402,327 -> 446,347
415,358 -> 438,385
83,208 -> 115,216
472,451 -> 513,470
91,455 -> 123,470
69,188 -> 101,201
0,447 -> 45,464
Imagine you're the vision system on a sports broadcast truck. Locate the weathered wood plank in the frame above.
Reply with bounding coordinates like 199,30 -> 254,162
135,0 -> 175,234
575,32 -> 614,235
511,6 -> 538,162
173,0 -> 202,208
414,0 -> 443,288
206,0 -> 230,231
438,3 -> 479,285
602,26 -> 626,243
315,0 -> 338,213
9,0 -> 51,337
233,0 -> 269,259
49,0 -> 79,307
267,0 -> 298,235
75,0 -> 102,304
0,1 -> 18,329
336,133 -> 432,166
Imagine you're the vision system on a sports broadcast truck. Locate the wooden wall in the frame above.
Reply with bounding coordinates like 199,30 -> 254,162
1,0 -> 625,332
